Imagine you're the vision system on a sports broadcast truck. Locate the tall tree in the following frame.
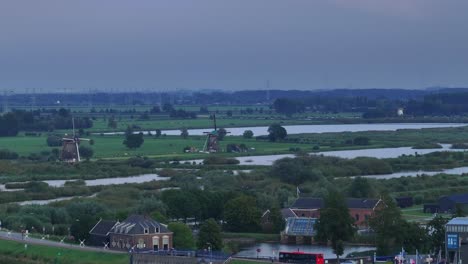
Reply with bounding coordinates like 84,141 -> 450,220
197,218 -> 223,251
0,112 -> 19,137
369,194 -> 404,255
315,190 -> 356,262
269,207 -> 286,233
217,128 -> 227,141
267,124 -> 287,142
400,221 -> 429,253
168,222 -> 196,249
123,132 -> 144,149
426,215 -> 448,254
348,177 -> 373,198
224,195 -> 261,232
79,146 -> 94,160
180,128 -> 189,139
243,130 -> 254,139
273,98 -> 304,116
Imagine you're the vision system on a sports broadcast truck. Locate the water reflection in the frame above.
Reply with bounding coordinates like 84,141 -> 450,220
235,243 -> 375,259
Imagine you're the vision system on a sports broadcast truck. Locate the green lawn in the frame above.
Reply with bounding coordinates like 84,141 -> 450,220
2,125 -> 468,160
76,116 -> 344,133
400,205 -> 451,223
0,134 -> 309,159
0,239 -> 127,264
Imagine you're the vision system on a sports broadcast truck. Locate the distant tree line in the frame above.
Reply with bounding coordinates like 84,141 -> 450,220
0,109 -> 92,136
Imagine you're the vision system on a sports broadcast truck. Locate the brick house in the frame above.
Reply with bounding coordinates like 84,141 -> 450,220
90,214 -> 173,251
289,197 -> 383,228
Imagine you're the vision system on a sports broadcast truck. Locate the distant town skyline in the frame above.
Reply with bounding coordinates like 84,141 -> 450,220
1,0 -> 468,91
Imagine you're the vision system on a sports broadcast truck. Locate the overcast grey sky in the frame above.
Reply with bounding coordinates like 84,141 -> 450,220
1,0 -> 468,92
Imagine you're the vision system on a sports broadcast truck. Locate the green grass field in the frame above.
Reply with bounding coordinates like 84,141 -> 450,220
0,239 -> 127,264
2,125 -> 468,160
0,133 -> 313,160
73,115 -> 360,133
400,205 -> 451,222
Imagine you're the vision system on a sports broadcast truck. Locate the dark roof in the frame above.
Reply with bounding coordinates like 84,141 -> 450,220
291,197 -> 380,210
109,214 -> 170,235
442,193 -> 468,204
346,198 -> 380,209
291,197 -> 324,209
281,208 -> 297,219
89,220 -> 118,236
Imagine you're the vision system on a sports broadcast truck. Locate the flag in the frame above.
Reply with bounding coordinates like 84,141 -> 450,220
296,186 -> 300,197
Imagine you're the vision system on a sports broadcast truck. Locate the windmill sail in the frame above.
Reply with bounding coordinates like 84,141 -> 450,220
201,114 -> 229,153
61,117 -> 91,163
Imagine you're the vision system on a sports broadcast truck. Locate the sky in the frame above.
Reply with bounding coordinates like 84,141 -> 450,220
1,0 -> 468,92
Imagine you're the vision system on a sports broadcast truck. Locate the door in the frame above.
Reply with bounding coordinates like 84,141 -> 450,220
152,236 -> 159,251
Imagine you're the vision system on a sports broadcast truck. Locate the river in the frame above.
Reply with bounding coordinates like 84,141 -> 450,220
0,173 -> 169,192
356,166 -> 468,180
235,243 -> 375,259
190,144 -> 466,166
99,123 -> 466,136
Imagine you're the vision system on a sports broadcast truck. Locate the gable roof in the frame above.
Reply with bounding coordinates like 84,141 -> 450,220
109,214 -> 170,235
443,193 -> 468,204
89,219 -> 118,236
290,197 -> 380,210
346,198 -> 381,209
281,208 -> 298,219
291,197 -> 324,209
447,217 -> 468,226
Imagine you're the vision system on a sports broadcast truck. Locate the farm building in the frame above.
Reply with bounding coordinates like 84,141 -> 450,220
439,194 -> 468,214
423,193 -> 468,214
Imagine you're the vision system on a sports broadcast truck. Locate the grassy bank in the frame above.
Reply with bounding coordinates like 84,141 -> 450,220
0,239 -> 127,264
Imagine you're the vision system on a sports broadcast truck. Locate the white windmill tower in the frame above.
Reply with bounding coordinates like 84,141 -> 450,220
61,118 -> 91,163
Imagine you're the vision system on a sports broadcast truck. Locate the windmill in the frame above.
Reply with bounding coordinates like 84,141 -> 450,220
202,114 -> 229,153
61,118 -> 91,163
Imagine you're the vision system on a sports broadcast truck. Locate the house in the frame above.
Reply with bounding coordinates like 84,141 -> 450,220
289,197 -> 383,228
439,194 -> 468,214
90,214 -> 173,251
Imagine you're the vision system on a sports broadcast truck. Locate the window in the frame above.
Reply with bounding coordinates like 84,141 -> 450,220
163,235 -> 169,250
156,227 -> 159,233
137,238 -> 145,249
144,228 -> 149,234
355,214 -> 360,221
